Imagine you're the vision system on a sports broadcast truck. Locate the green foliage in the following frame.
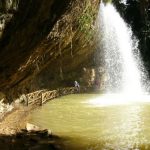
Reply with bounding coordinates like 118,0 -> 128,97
78,1 -> 97,40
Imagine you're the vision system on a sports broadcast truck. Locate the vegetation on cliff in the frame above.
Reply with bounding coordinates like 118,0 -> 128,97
0,0 -> 100,102
0,0 -> 149,101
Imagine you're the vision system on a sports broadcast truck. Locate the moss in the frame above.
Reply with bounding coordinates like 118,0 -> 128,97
78,0 -> 98,40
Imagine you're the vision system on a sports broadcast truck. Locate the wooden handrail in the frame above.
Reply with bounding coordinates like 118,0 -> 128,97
25,87 -> 76,106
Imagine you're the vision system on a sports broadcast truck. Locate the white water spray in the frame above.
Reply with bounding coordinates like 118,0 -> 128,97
97,2 -> 148,95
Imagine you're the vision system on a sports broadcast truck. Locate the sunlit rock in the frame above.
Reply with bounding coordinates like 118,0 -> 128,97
26,123 -> 40,132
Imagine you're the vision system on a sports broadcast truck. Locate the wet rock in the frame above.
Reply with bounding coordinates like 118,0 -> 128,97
0,123 -> 59,150
26,123 -> 40,132
29,136 -> 39,143
26,123 -> 52,136
16,132 -> 24,138
48,129 -> 52,136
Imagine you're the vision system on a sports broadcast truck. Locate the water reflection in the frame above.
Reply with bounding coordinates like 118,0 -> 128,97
105,105 -> 142,149
29,94 -> 150,150
88,94 -> 150,107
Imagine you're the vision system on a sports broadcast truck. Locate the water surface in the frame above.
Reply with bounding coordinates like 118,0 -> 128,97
29,94 -> 150,150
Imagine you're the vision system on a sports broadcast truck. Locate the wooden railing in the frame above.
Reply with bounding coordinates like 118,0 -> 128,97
41,90 -> 59,104
25,87 -> 76,106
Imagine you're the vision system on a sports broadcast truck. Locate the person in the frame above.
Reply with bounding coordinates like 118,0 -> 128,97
74,81 -> 80,93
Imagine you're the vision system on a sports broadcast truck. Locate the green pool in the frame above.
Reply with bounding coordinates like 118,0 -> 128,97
29,94 -> 150,150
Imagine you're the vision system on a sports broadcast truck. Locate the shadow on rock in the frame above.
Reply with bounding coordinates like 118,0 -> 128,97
0,129 -> 61,150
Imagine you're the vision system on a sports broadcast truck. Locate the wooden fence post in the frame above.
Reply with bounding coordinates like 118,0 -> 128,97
26,96 -> 28,106
41,93 -> 43,106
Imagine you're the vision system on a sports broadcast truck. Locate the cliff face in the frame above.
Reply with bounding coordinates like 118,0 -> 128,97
0,0 -> 99,101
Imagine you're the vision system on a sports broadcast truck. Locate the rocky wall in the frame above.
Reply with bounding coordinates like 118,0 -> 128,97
0,0 -> 100,102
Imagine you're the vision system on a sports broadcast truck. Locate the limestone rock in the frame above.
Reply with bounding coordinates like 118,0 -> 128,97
26,123 -> 40,132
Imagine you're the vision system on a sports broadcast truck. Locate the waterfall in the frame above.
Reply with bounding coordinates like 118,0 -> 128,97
97,2 -> 148,95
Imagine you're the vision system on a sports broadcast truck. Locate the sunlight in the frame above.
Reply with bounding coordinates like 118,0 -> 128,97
87,94 -> 150,107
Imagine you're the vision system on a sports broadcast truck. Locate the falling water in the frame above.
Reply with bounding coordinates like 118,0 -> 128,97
97,2 -> 147,94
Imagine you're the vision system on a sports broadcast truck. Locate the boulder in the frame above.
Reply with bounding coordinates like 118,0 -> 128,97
26,123 -> 40,132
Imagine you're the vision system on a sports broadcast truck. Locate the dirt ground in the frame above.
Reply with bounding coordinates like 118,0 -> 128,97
0,106 -> 30,135
0,106 -> 62,150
